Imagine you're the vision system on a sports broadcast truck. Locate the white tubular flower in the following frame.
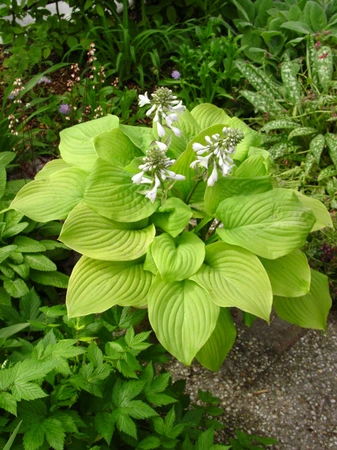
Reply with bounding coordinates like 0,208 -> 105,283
132,140 -> 185,202
138,87 -> 185,137
190,127 -> 244,186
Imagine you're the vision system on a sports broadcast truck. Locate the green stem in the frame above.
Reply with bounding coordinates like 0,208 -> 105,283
185,179 -> 201,204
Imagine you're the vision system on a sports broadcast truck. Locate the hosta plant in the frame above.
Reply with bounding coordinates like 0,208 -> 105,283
10,87 -> 333,370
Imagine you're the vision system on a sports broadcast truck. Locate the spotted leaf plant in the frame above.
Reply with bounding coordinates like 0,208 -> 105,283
10,88 -> 332,370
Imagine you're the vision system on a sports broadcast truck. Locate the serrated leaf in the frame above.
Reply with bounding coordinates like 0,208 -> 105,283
148,278 -> 219,365
7,262 -> 30,279
11,381 -> 48,401
0,392 -> 17,415
2,222 -> 29,239
23,254 -> 56,271
30,270 -> 69,288
60,202 -> 155,261
113,410 -> 137,439
4,278 -> 29,298
44,418 -> 65,450
137,435 -> 161,449
23,422 -> 45,450
216,189 -> 316,259
0,245 -> 17,264
274,270 -> 331,331
94,412 -> 115,445
13,236 -> 46,253
67,256 -> 153,317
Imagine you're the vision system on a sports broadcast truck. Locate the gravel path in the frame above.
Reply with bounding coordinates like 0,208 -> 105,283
167,309 -> 337,449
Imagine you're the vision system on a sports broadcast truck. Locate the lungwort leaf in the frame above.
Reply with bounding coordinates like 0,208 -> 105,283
151,232 -> 205,282
191,242 -> 272,321
148,278 -> 219,365
216,189 -> 316,259
273,270 -> 331,331
67,256 -> 153,317
60,202 -> 155,261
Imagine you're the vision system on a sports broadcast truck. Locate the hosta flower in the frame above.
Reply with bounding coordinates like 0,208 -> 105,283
132,140 -> 185,202
138,87 -> 185,137
190,127 -> 244,186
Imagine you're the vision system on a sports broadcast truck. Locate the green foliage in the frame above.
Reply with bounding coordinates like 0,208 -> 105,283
0,156 -> 69,301
1,295 -> 259,449
229,429 -> 278,449
161,18 -> 244,107
10,91 -> 332,370
230,0 -> 337,63
236,38 -> 337,208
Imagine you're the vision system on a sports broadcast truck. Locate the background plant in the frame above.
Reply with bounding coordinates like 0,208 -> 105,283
236,36 -> 337,209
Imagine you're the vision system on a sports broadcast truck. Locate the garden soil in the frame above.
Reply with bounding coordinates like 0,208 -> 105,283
166,308 -> 337,450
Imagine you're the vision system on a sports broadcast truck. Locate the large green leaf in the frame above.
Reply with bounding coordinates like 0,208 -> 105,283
260,250 -> 311,297
273,270 -> 331,331
151,232 -> 205,282
190,103 -> 231,129
67,256 -> 154,317
151,197 -> 192,237
166,109 -> 201,159
59,115 -> 119,171
294,191 -> 333,231
119,124 -> 154,153
191,242 -> 272,321
11,168 -> 88,222
196,308 -> 236,371
60,202 -> 155,261
216,189 -> 316,259
83,159 -> 158,222
93,128 -> 143,167
204,176 -> 272,215
34,159 -> 71,180
148,277 -> 219,365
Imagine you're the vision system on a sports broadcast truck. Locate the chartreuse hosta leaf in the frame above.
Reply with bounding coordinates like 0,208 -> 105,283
59,114 -> 119,171
119,124 -> 154,152
83,158 -> 158,222
294,191 -> 333,232
204,176 -> 272,215
60,202 -> 155,261
274,270 -> 331,331
67,256 -> 153,317
190,103 -> 230,129
165,109 -> 200,159
151,197 -> 192,237
260,250 -> 311,297
10,167 -> 88,222
216,189 -> 316,259
93,128 -> 143,167
151,232 -> 205,282
148,277 -> 219,365
191,242 -> 272,322
196,307 -> 236,371
233,153 -> 270,177
34,159 -> 71,180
